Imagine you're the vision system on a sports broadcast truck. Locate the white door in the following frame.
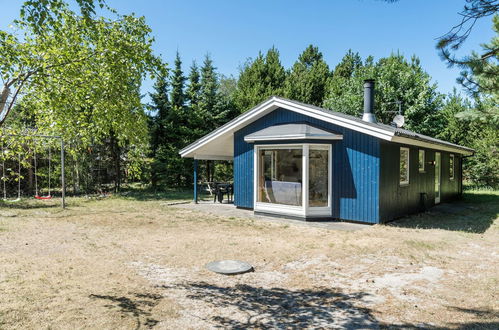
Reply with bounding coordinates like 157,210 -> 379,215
435,152 -> 441,204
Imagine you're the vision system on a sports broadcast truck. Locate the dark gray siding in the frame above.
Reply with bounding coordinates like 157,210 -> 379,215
379,141 -> 462,222
234,107 -> 380,223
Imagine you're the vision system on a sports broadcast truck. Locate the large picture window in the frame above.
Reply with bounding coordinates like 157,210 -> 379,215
255,144 -> 331,217
258,148 -> 303,206
400,147 -> 409,185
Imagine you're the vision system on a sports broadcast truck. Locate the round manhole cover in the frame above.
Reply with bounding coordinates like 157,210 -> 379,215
205,260 -> 254,275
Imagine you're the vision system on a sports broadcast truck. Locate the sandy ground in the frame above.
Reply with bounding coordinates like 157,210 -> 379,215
0,192 -> 498,329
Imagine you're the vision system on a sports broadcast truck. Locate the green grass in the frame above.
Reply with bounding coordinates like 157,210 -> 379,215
389,189 -> 499,233
114,184 -> 208,202
462,188 -> 499,203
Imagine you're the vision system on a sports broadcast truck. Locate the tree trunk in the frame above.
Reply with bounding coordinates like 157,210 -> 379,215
110,134 -> 121,192
0,86 -> 10,122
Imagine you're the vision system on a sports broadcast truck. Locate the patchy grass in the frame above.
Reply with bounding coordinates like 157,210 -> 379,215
389,190 -> 499,233
0,190 -> 498,328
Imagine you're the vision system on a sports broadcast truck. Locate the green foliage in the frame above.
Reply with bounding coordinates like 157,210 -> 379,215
283,45 -> 331,106
437,91 -> 474,145
466,124 -> 499,188
456,15 -> 499,124
149,53 -> 194,188
233,47 -> 286,113
148,53 -> 238,188
324,53 -> 444,137
447,15 -> 499,188
1,1 -> 166,186
186,61 -> 201,107
437,91 -> 498,188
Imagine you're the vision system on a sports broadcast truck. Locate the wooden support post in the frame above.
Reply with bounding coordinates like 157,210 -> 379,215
60,139 -> 65,209
193,159 -> 198,204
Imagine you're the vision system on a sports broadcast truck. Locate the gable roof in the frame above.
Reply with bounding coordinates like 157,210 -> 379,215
179,96 -> 474,159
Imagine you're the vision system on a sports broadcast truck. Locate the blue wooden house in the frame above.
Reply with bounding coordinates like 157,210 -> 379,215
180,80 -> 473,224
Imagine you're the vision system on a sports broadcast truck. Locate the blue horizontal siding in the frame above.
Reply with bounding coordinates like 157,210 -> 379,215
233,108 -> 380,223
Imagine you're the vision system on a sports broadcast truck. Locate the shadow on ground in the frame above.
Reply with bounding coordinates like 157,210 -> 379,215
388,192 -> 498,233
91,284 -> 499,329
89,293 -> 163,330
169,282 -> 379,329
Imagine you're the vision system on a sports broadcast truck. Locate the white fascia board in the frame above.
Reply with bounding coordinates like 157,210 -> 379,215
179,99 -> 278,157
273,99 -> 394,140
244,134 -> 343,142
180,97 -> 394,158
390,136 -> 474,156
180,96 -> 472,158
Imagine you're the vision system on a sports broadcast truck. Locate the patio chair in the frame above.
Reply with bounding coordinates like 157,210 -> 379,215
214,183 -> 233,203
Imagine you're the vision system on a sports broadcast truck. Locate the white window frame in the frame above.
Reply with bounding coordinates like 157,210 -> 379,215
400,147 -> 410,186
418,149 -> 425,173
253,143 -> 332,218
449,154 -> 455,180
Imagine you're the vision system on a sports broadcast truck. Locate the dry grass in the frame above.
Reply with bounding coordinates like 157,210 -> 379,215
0,191 -> 498,329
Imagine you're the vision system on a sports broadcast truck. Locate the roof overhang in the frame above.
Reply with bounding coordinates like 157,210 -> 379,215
179,96 -> 474,159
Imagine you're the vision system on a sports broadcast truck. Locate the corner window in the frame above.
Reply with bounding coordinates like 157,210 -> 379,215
255,144 -> 331,217
418,150 -> 425,172
400,147 -> 409,185
449,154 -> 455,180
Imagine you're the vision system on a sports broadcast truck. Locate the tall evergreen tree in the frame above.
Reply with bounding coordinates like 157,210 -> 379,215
284,45 -> 331,106
148,74 -> 170,188
233,47 -> 286,113
333,49 -> 363,79
199,54 -> 232,128
186,61 -> 201,107
167,51 -> 193,186
170,51 -> 186,111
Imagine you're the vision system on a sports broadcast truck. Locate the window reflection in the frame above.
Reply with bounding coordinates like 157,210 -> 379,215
309,148 -> 329,207
258,148 -> 303,206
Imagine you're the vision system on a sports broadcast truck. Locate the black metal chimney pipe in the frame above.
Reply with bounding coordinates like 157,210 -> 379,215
362,79 -> 376,123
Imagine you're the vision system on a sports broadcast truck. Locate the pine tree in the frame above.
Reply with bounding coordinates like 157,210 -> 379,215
186,61 -> 201,107
284,45 -> 331,106
148,74 -> 170,188
198,54 -> 220,128
233,47 -> 286,113
170,51 -> 186,111
333,49 -> 363,79
166,51 -> 193,186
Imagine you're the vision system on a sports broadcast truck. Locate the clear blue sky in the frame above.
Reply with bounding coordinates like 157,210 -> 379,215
0,0 -> 496,96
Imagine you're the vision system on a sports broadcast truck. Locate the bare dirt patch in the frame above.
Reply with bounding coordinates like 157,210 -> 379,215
0,192 -> 498,329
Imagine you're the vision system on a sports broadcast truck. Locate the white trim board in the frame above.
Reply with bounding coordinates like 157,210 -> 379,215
253,143 -> 332,217
179,96 -> 474,158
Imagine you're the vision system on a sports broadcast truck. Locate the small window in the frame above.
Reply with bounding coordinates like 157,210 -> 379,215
400,147 -> 410,185
418,150 -> 425,172
449,154 -> 455,180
